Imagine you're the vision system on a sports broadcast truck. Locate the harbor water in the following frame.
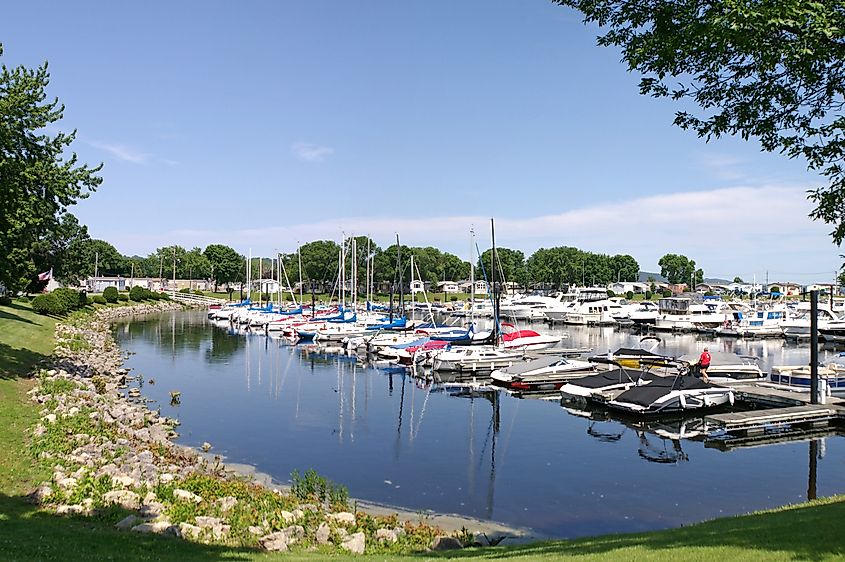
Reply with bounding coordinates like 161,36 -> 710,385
113,310 -> 845,538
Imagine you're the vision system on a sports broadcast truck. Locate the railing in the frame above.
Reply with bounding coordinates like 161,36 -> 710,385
164,290 -> 226,306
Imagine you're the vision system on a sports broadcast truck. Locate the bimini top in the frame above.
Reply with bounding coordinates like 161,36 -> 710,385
566,368 -> 659,390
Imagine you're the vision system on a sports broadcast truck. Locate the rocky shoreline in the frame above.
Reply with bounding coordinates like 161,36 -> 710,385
27,302 -> 529,554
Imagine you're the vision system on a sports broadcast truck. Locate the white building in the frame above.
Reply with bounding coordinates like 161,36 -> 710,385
436,281 -> 460,294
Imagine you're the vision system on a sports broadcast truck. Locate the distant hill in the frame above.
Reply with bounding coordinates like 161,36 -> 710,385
638,271 -> 731,284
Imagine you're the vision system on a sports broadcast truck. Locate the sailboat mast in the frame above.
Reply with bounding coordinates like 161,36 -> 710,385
491,218 -> 499,342
298,246 -> 303,308
396,234 -> 403,314
470,227 -> 475,325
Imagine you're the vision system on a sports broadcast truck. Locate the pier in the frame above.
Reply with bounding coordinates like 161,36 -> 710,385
703,383 -> 845,449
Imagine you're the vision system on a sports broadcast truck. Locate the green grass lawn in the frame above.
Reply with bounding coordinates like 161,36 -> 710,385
1,299 -> 844,561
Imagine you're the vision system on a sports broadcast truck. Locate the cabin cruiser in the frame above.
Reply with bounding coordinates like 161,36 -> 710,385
780,302 -> 840,340
653,297 -> 743,332
490,355 -> 597,392
499,323 -> 562,350
731,304 -> 790,338
628,301 -> 660,326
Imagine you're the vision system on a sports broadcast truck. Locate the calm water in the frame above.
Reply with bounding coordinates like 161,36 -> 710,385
114,310 -> 845,538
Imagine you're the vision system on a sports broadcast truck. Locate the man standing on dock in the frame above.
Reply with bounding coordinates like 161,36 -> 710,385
698,347 -> 711,383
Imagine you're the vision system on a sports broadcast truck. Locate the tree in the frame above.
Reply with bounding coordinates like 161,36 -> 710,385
203,244 -> 244,291
658,253 -> 701,285
61,239 -> 125,285
477,248 -> 527,287
558,1 -> 845,249
182,247 -> 211,280
298,240 -> 341,283
0,45 -> 102,293
733,276 -> 745,284
29,212 -> 89,290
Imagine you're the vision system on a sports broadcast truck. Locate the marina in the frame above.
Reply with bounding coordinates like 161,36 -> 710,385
113,306 -> 845,539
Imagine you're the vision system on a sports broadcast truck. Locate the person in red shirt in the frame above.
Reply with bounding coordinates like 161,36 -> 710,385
698,347 -> 711,383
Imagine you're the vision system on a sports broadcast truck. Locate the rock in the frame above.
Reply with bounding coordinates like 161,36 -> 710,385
45,413 -> 57,424
328,511 -> 356,525
376,528 -> 399,543
315,522 -> 331,545
341,532 -> 366,554
115,515 -> 141,530
259,531 -> 289,552
30,484 -> 53,503
282,525 -> 305,543
55,504 -> 86,516
179,522 -> 202,540
131,520 -> 173,534
194,516 -> 223,529
217,496 -> 238,512
142,491 -> 157,505
68,406 -> 79,416
248,525 -> 265,536
280,510 -> 296,523
112,474 -> 135,488
173,488 -> 202,503
431,536 -> 464,551
103,490 -> 140,510
56,477 -> 77,490
140,502 -> 165,519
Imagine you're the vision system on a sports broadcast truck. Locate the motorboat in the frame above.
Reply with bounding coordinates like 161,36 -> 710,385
560,367 -> 664,403
733,304 -> 789,338
431,346 -> 525,372
653,297 -> 740,332
605,375 -> 734,415
628,301 -> 660,326
499,323 -> 562,350
780,302 -> 840,340
490,355 -> 597,392
678,351 -> 765,383
769,363 -> 845,396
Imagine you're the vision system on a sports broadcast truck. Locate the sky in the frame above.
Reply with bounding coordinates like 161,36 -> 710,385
2,1 -> 840,284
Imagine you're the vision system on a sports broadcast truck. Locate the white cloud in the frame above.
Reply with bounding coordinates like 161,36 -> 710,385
88,140 -> 150,164
291,141 -> 334,163
101,184 -> 841,284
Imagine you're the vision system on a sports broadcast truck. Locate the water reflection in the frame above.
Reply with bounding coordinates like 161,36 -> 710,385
112,310 -> 845,538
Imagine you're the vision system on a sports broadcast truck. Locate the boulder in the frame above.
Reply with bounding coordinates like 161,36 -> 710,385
328,511 -> 356,525
315,522 -> 332,545
179,522 -> 203,540
217,496 -> 238,512
103,490 -> 140,510
173,488 -> 202,503
131,520 -> 174,534
431,536 -> 464,551
376,528 -> 399,543
259,531 -> 289,552
341,532 -> 366,554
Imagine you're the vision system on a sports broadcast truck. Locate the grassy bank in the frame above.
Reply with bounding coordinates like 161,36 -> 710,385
1,299 -> 844,561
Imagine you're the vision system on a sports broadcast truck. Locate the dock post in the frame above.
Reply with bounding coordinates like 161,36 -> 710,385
810,290 -> 819,405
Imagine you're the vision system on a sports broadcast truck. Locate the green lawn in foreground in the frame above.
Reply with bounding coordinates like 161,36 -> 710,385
1,300 -> 844,561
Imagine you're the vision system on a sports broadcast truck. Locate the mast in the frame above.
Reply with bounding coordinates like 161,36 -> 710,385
491,218 -> 499,344
396,234 -> 403,315
247,248 -> 252,302
470,227 -> 475,325
297,246 -> 303,309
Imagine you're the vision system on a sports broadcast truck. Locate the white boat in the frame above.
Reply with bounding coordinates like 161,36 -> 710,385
500,323 -> 562,350
653,298 -> 735,332
490,355 -> 597,392
769,363 -> 845,396
678,351 -> 765,383
431,346 -> 525,372
780,302 -> 840,340
733,304 -> 789,338
628,301 -> 660,326
606,375 -> 734,415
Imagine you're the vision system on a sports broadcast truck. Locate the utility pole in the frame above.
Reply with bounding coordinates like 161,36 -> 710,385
94,251 -> 99,278
172,247 -> 176,290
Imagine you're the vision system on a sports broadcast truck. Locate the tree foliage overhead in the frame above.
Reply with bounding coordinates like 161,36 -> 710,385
557,0 -> 845,245
203,244 -> 244,290
0,44 -> 102,292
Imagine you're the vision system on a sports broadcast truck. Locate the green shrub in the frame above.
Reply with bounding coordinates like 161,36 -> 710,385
102,286 -> 119,303
645,291 -> 653,300
662,290 -> 672,298
117,293 -> 128,301
90,295 -> 107,305
0,296 -> 11,306
606,290 -> 615,297
32,293 -> 66,315
129,286 -> 147,301
194,289 -> 204,295
53,287 -> 84,311
705,290 -> 715,297
626,290 -> 634,300
179,287 -> 192,293
148,291 -> 161,300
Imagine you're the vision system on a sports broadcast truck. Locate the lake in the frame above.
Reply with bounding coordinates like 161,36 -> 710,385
113,310 -> 845,538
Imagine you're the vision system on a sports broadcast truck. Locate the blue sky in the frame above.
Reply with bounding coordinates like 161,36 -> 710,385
3,1 -> 839,283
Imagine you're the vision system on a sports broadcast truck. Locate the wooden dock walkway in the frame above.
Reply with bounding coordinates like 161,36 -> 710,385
703,382 -> 845,442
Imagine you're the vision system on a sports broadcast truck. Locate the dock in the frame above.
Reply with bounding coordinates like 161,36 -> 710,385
703,382 -> 845,448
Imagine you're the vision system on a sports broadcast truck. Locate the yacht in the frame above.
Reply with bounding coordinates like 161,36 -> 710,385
780,302 -> 840,340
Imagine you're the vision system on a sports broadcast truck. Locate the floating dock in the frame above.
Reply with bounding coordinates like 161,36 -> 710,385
703,383 -> 845,448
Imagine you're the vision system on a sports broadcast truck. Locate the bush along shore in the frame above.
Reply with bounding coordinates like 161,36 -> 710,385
26,302 -> 477,555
